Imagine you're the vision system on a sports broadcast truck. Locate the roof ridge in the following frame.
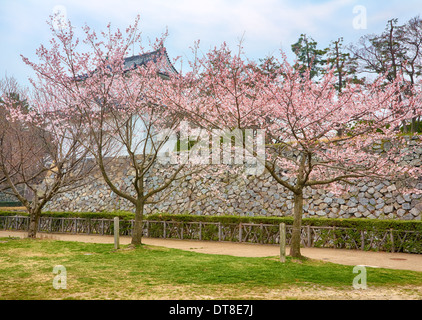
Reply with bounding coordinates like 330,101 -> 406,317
123,48 -> 177,75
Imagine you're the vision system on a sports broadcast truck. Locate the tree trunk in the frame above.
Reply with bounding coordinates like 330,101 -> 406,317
27,209 -> 41,239
411,117 -> 416,135
402,120 -> 408,134
131,201 -> 144,246
290,190 -> 304,258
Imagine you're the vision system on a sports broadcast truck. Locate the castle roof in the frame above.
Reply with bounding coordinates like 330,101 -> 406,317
123,48 -> 178,77
75,48 -> 177,81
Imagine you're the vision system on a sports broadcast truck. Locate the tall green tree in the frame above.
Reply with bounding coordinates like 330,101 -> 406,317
325,37 -> 361,92
291,34 -> 327,80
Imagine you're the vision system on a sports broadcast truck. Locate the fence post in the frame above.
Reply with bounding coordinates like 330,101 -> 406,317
114,217 -> 119,250
163,221 -> 167,239
239,222 -> 242,243
260,223 -> 264,244
279,223 -> 286,263
390,228 -> 395,253
199,222 -> 202,241
218,222 -> 222,241
333,226 -> 337,248
307,225 -> 311,247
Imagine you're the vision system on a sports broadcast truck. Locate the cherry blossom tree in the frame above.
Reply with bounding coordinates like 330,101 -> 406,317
163,43 -> 421,258
0,78 -> 94,238
20,15 -> 203,245
0,75 -> 27,188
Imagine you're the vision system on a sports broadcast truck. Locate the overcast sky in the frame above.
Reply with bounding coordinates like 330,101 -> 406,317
1,0 -> 421,87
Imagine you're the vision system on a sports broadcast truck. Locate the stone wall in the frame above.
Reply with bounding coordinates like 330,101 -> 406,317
0,186 -> 28,204
0,191 -> 19,203
45,147 -> 422,220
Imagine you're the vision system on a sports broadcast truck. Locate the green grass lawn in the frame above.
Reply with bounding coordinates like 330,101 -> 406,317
0,237 -> 422,300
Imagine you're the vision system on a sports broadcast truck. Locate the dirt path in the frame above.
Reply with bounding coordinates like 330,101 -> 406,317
1,230 -> 422,272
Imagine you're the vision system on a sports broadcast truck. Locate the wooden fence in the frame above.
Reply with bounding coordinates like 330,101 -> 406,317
1,215 -> 421,254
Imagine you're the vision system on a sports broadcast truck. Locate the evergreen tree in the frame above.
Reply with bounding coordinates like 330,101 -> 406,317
291,33 -> 327,80
325,37 -> 361,92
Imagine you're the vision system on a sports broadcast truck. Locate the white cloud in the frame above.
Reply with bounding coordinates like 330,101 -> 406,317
1,0 -> 422,86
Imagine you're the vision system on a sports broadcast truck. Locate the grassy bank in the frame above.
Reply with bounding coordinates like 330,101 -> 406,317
0,237 -> 421,300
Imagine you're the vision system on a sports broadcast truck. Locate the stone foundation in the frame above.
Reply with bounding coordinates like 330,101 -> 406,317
45,157 -> 422,220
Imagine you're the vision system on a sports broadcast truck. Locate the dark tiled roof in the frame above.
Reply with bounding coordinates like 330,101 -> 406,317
123,48 -> 178,76
75,48 -> 177,81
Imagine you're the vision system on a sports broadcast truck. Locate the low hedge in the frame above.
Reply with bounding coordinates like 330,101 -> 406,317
144,214 -> 422,253
144,213 -> 422,233
0,202 -> 22,207
0,210 -> 135,221
1,210 -> 420,233
1,211 -> 421,253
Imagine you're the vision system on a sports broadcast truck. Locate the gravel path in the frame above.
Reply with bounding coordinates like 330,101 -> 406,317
1,230 -> 422,272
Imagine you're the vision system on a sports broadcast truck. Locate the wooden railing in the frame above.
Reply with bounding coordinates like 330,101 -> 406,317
1,215 -> 421,254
